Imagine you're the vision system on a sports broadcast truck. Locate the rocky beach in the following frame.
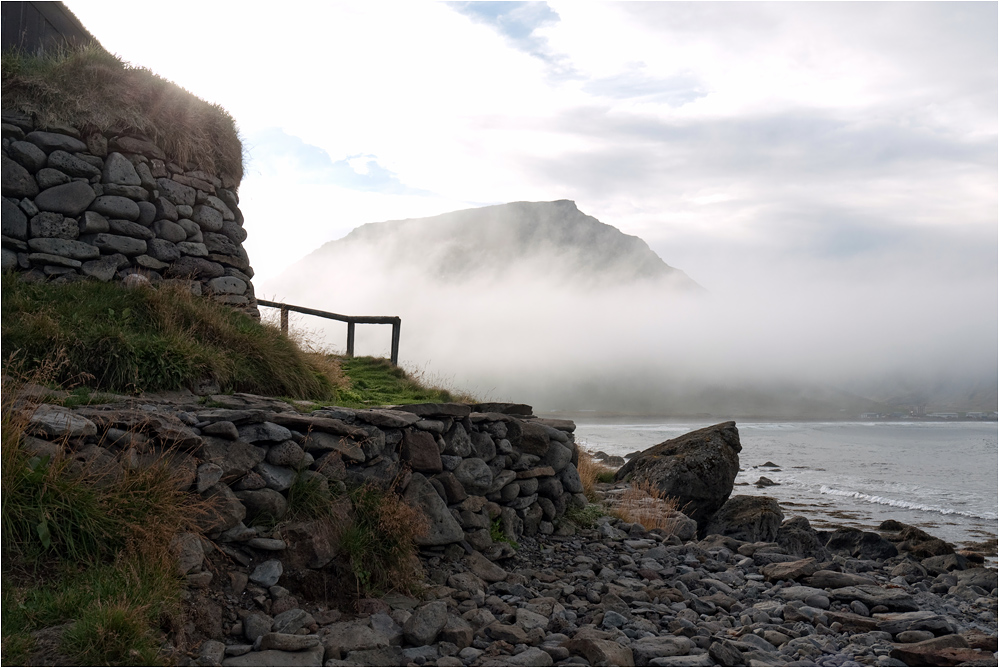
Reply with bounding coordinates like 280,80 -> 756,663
13,389 -> 998,668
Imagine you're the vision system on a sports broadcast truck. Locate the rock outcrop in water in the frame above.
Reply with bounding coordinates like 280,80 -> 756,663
614,421 -> 742,530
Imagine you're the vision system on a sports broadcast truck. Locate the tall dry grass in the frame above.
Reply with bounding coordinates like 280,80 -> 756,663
2,43 -> 243,183
612,480 -> 687,535
576,448 -> 615,501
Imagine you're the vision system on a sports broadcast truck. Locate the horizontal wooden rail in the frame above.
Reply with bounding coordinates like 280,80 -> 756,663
257,299 -> 401,365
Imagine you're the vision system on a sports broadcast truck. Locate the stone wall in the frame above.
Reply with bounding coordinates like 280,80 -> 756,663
23,394 -> 585,569
1,111 -> 256,314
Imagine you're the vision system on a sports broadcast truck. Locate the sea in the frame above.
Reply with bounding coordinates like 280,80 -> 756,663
568,418 -> 998,555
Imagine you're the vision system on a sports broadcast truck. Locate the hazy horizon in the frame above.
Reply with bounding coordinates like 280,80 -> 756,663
67,2 -> 998,414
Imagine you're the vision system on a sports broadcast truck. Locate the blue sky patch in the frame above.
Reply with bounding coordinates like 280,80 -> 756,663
244,128 -> 433,196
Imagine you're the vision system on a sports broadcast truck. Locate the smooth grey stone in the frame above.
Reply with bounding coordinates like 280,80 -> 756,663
192,203 -> 224,231
1,248 -> 16,270
25,130 -> 87,153
90,195 -> 140,221
34,180 -> 95,215
136,200 -> 156,225
403,600 -> 448,646
239,422 -> 293,443
35,167 -> 71,189
8,140 -> 47,171
152,219 -> 187,243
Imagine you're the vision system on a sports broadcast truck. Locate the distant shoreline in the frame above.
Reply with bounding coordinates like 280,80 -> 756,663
539,411 -> 998,423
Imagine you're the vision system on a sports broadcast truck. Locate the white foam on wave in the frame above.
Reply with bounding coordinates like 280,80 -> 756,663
820,486 -> 998,520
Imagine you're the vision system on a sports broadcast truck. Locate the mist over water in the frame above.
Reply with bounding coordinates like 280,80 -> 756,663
260,204 -> 997,415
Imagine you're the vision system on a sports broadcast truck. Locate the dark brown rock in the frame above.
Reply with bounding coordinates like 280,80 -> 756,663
704,495 -> 784,542
615,421 -> 742,530
401,430 -> 442,473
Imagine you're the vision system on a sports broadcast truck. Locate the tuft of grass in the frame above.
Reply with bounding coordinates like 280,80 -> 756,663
2,276 -> 341,400
576,448 -> 616,502
339,483 -> 428,597
2,42 -> 243,183
563,503 -> 605,530
612,480 -> 686,534
335,356 -> 476,407
1,370 -> 204,666
489,517 -> 520,550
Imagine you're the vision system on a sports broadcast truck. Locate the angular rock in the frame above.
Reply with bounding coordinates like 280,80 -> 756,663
1,155 -> 38,198
403,600 -> 448,646
30,212 -> 78,239
102,152 -> 142,185
47,150 -> 100,178
28,404 -> 97,438
2,197 -> 28,239
828,584 -> 919,612
164,255 -> 225,279
237,488 -> 289,522
403,473 -> 464,546
401,430 -> 443,473
156,178 -> 196,206
80,233 -> 146,256
616,422 -> 742,530
564,638 -> 634,666
704,495 -> 784,543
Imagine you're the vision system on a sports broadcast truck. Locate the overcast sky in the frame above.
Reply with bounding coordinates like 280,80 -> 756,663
66,2 -> 997,291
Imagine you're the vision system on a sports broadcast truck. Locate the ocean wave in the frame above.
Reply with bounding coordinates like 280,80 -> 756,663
819,486 -> 998,520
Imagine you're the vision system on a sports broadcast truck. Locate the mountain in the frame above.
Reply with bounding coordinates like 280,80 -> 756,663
290,200 -> 701,289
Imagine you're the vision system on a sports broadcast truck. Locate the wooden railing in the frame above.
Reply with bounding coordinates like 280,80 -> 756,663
256,299 -> 401,366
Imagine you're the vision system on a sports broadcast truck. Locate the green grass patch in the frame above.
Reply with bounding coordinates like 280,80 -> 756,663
562,503 -> 605,530
489,517 -> 520,550
335,356 -> 474,407
2,275 -> 341,400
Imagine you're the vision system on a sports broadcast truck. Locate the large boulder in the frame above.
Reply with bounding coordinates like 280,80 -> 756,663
615,421 -> 742,529
703,495 -> 784,542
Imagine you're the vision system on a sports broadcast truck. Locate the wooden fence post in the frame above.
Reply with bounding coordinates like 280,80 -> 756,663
280,306 -> 288,334
346,321 -> 355,358
390,319 -> 401,366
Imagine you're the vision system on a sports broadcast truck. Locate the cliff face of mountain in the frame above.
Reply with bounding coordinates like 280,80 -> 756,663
297,200 -> 700,289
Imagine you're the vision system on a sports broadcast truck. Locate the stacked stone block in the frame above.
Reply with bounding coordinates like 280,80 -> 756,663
23,396 -> 584,569
1,111 -> 256,314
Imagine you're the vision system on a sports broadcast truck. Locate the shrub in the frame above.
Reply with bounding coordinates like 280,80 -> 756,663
339,483 -> 429,597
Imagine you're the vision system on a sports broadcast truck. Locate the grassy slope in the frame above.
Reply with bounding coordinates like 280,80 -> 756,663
1,276 -> 473,664
2,275 -> 473,408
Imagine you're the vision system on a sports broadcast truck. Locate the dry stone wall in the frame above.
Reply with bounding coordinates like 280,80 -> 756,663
23,394 -> 585,567
1,111 -> 256,314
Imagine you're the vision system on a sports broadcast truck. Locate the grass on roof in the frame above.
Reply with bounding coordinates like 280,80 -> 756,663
1,42 -> 243,184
